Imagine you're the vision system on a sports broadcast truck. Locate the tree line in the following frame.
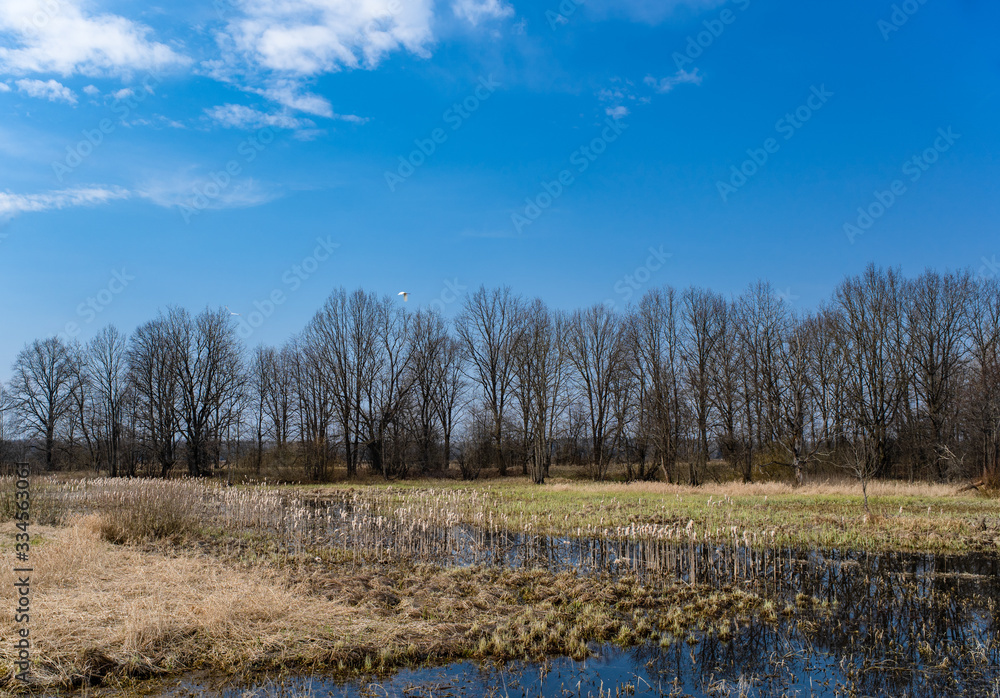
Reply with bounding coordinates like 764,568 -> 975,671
2,264 -> 999,487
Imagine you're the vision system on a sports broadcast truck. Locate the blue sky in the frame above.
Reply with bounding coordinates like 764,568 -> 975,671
0,0 -> 998,378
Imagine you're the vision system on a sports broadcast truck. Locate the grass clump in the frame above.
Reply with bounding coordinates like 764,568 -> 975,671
92,479 -> 204,544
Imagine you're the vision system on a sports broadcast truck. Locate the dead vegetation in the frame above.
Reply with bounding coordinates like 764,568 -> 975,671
0,513 -> 789,693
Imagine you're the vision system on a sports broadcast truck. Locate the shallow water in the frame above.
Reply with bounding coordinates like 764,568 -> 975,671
41,490 -> 1000,697
115,545 -> 1000,698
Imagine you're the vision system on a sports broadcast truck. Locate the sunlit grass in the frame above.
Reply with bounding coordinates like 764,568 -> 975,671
316,474 -> 999,553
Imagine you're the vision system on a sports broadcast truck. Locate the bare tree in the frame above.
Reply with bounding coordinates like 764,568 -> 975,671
88,325 -> 130,477
129,316 -> 181,477
682,287 -> 725,485
0,380 -> 17,467
288,336 -> 335,480
810,305 -> 847,454
711,300 -> 742,479
433,335 -> 466,473
248,346 -> 272,474
9,337 -> 81,471
247,344 -> 296,474
835,265 -> 908,479
841,436 -> 878,515
67,345 -> 99,469
515,300 -> 567,484
567,304 -> 627,480
904,269 -> 972,479
774,313 -> 834,485
721,283 -> 786,483
169,307 -> 245,477
631,288 -> 683,481
360,294 -> 413,479
456,286 -> 523,476
409,309 -> 449,474
968,276 -> 1000,485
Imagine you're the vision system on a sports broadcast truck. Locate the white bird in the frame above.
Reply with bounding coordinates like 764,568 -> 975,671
398,291 -> 410,302
226,305 -> 241,316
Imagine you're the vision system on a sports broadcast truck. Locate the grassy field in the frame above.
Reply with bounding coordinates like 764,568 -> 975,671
0,473 -> 996,693
312,473 -> 1000,554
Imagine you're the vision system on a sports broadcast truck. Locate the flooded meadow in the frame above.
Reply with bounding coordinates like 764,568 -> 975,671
7,479 -> 1000,697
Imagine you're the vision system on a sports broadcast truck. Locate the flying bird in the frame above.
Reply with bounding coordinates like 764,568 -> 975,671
398,291 -> 409,302
226,306 -> 241,316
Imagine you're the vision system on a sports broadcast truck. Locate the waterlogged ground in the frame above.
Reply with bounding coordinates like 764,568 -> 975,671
10,480 -> 1000,698
87,546 -> 999,698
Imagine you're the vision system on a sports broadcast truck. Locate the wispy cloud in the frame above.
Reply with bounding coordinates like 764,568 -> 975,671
644,69 -> 702,93
0,0 -> 189,77
0,186 -> 129,217
0,82 -> 9,92
139,178 -> 280,212
207,0 -> 435,117
206,104 -> 316,130
15,78 -> 77,104
452,0 -> 515,26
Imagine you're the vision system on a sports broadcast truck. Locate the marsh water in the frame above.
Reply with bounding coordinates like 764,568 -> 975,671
153,544 -> 1000,697
51,490 -> 1000,697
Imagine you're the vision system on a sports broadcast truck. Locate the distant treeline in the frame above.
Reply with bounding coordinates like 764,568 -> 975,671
2,263 -> 999,486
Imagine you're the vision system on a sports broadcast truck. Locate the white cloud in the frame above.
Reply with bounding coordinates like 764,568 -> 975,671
15,78 -> 77,104
209,0 -> 435,116
128,115 -> 186,129
644,69 -> 702,93
0,82 -> 9,92
82,84 -> 99,96
0,186 -> 129,217
206,103 -> 315,130
606,105 -> 629,119
112,87 -> 134,100
216,0 -> 435,77
139,177 -> 279,212
0,0 -> 189,77
250,80 -> 338,118
452,0 -> 515,26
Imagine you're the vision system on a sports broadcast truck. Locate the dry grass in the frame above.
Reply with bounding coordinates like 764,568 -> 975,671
0,512 -> 782,693
91,480 -> 205,544
0,516 -> 334,687
543,475 -> 964,499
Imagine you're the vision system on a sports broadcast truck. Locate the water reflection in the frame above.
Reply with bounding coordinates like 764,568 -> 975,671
48,488 -> 1000,697
140,544 -> 999,698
